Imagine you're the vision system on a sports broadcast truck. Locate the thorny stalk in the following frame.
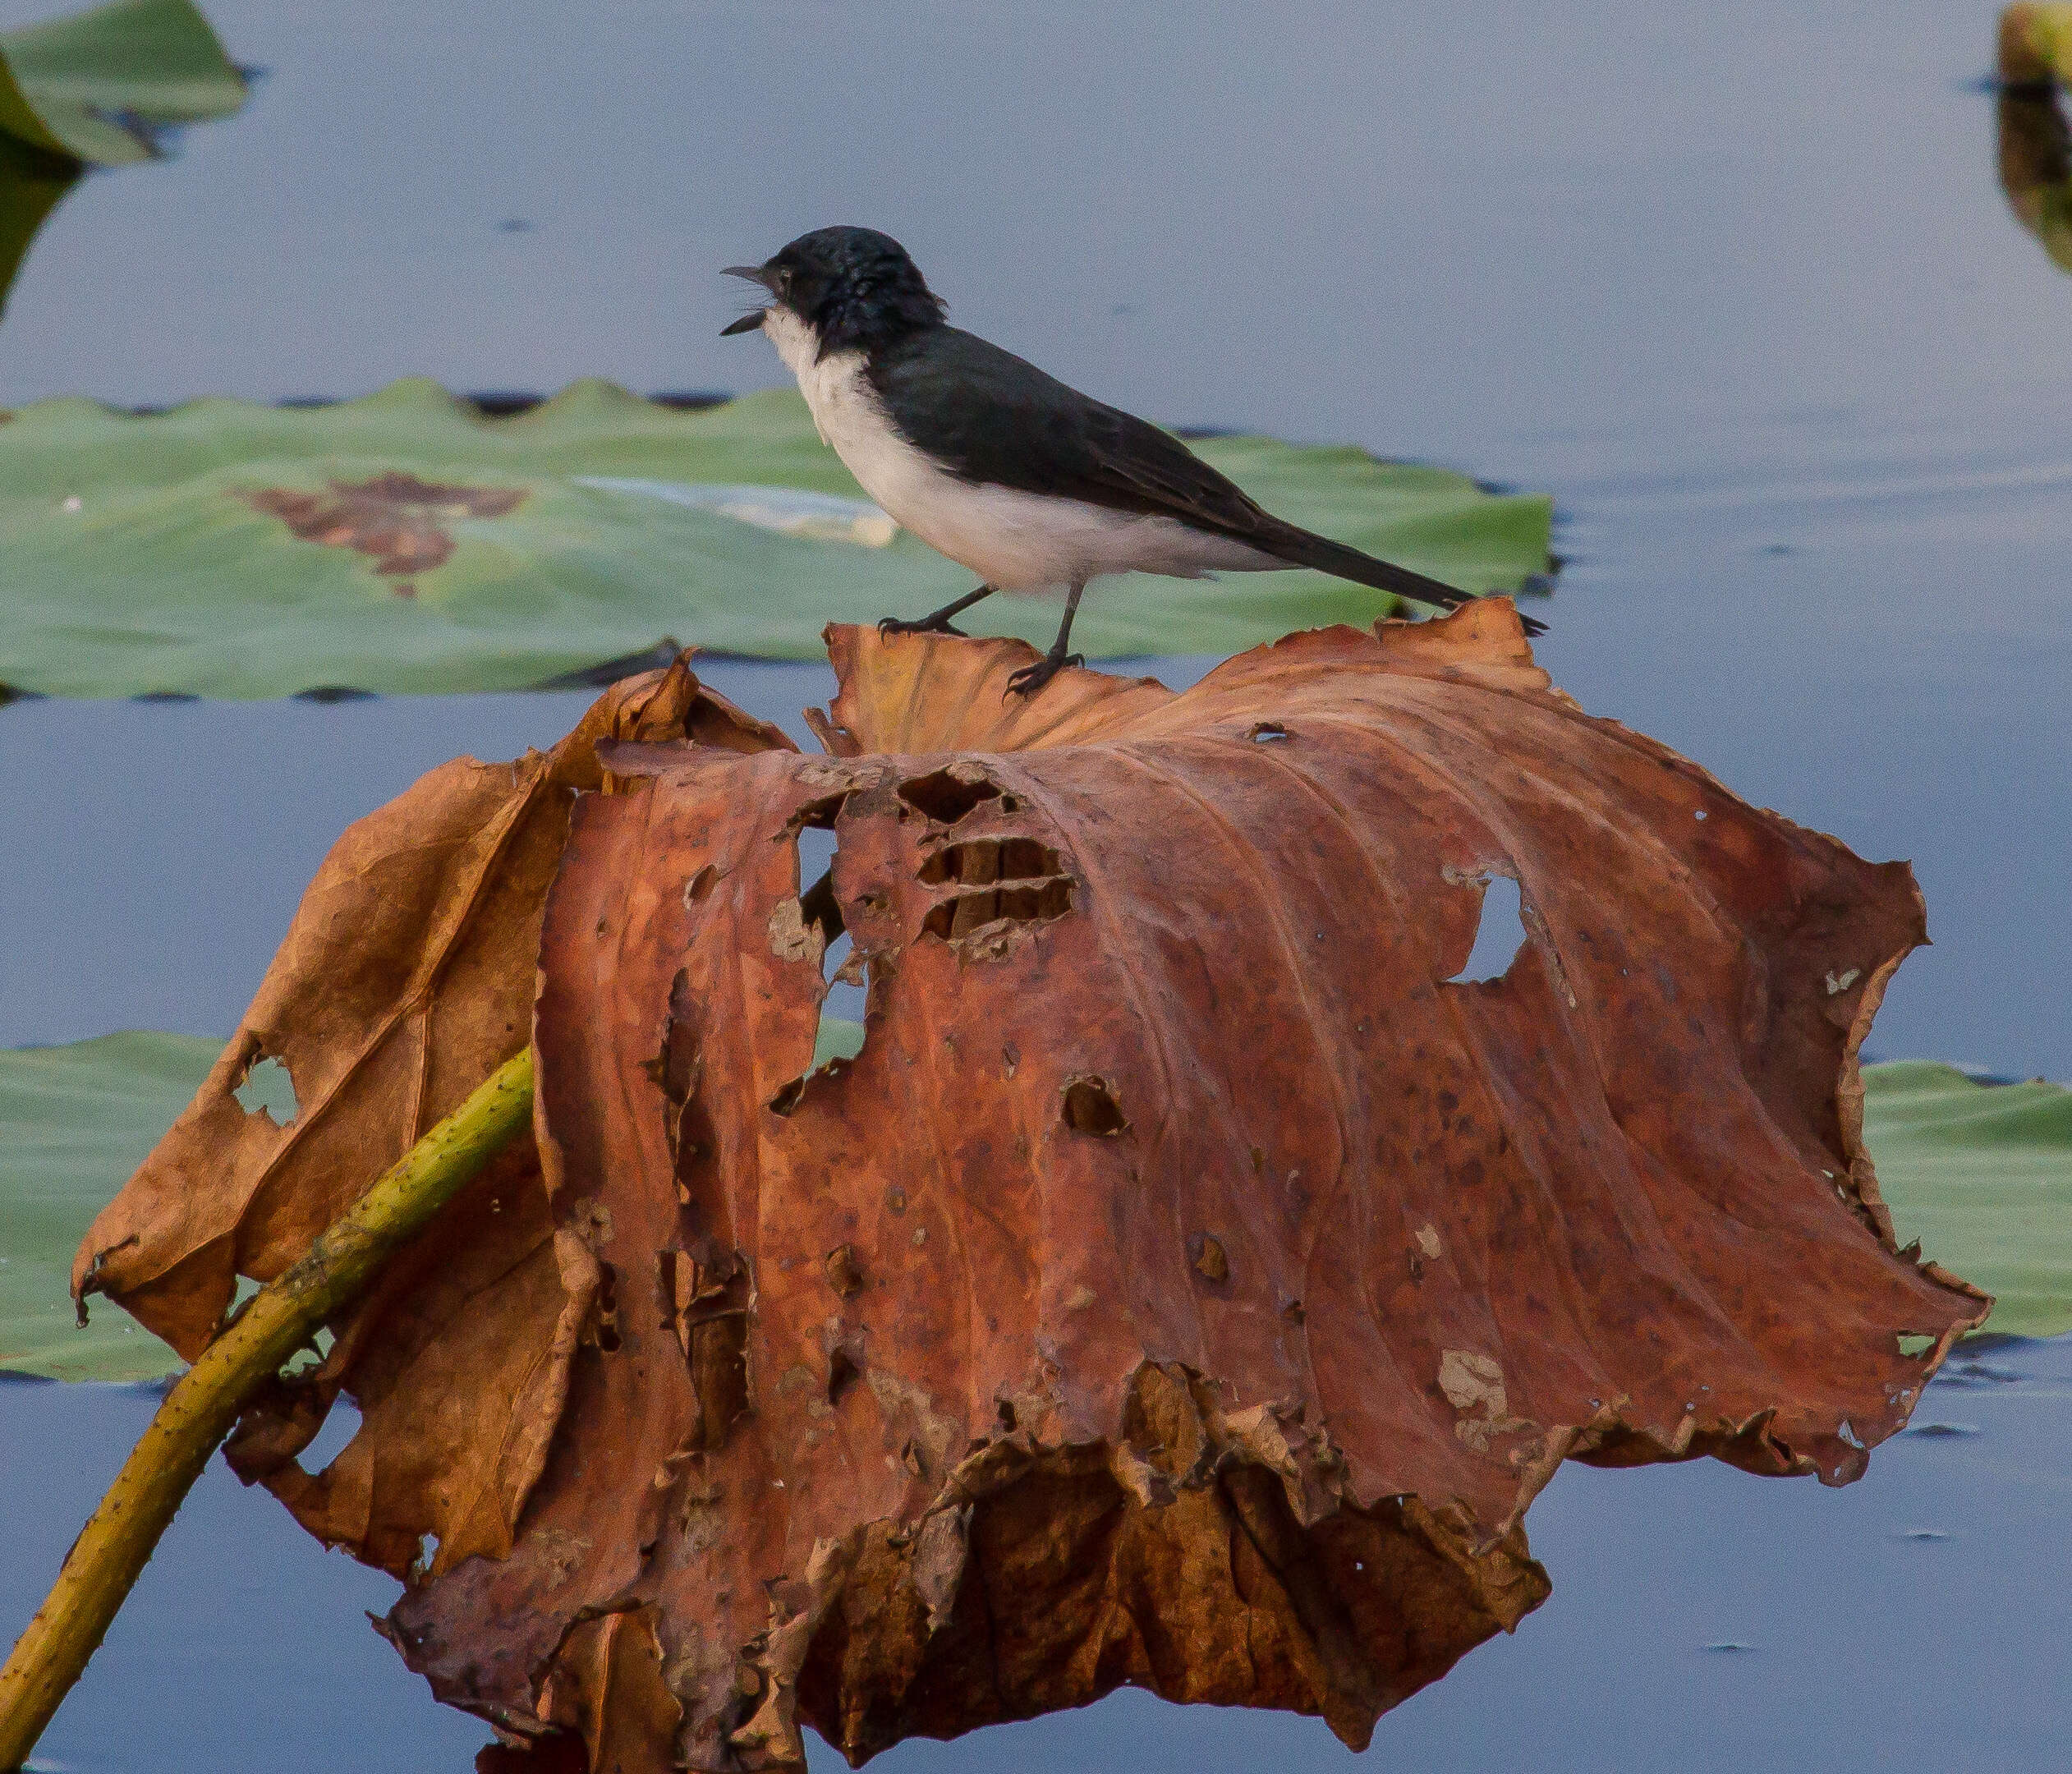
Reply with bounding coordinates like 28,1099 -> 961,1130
0,1049 -> 537,1772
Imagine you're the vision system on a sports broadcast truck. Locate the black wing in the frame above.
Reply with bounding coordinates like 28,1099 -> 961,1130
866,327 -> 1276,539
864,328 -> 1546,632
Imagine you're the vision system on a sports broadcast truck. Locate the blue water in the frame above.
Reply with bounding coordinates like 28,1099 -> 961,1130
2,0 -> 2068,1764
6,1335 -> 2065,1772
2,1 -> 2065,1078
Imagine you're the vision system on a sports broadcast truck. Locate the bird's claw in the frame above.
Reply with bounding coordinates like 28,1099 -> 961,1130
877,614 -> 967,638
1004,651 -> 1082,700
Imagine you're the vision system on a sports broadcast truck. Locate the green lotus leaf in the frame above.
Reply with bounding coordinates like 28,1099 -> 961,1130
0,31 -> 75,161
1861,1060 -> 2072,1341
0,379 -> 1555,699
0,1031 -> 219,1381
2,0 -> 246,163
0,0 -> 246,315
814,1015 -> 866,1070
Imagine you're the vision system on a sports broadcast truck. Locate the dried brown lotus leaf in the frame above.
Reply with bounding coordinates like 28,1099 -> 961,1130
76,657 -> 788,1574
408,606 -> 1979,1769
81,606 -> 1984,1773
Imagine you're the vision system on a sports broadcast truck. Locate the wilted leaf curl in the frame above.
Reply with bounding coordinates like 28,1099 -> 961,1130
71,659 -> 787,1577
76,607 -> 1984,1772
397,605 -> 1976,1770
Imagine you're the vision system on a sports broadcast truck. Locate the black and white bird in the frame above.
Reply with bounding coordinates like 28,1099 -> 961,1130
723,226 -> 1540,698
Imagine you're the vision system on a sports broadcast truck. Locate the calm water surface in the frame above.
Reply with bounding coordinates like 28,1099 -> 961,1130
6,1334 -> 2066,1772
2,0 -> 2065,1074
2,1 -> 2067,1766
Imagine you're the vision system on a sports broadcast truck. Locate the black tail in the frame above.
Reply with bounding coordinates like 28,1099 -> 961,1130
1257,520 -> 1549,637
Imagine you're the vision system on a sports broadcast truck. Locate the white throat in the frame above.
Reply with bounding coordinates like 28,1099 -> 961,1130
762,308 -> 831,419
758,304 -> 897,472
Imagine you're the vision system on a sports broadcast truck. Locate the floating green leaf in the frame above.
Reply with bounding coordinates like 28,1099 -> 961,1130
0,0 -> 246,313
2,0 -> 246,163
0,379 -> 1555,699
0,1032 -> 217,1380
1863,1061 -> 2072,1340
812,1015 -> 866,1070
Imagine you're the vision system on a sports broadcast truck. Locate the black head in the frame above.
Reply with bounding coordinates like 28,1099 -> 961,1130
722,227 -> 947,357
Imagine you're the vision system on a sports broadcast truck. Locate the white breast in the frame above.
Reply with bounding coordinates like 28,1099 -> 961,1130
761,308 -> 1278,591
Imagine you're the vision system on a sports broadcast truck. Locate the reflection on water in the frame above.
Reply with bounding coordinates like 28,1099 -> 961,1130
7,1335 -> 2068,1772
0,0 -> 248,315
0,129 -> 73,313
1,4 -> 2070,1767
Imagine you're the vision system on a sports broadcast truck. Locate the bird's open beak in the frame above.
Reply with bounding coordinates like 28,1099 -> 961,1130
721,264 -> 773,336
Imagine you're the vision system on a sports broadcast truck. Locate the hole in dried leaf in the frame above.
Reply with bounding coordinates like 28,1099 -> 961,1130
898,768 -> 1003,825
1249,720 -> 1291,742
218,1275 -> 260,1333
1896,1333 -> 1937,1358
917,836 -> 1063,885
796,831 -> 858,999
786,791 -> 849,835
232,1054 -> 299,1125
922,877 -> 1074,941
280,1321 -> 335,1380
595,1261 -> 623,1353
771,823 -> 872,1114
827,1347 -> 861,1406
1447,871 -> 1528,984
297,1396 -> 360,1473
1061,1076 -> 1128,1136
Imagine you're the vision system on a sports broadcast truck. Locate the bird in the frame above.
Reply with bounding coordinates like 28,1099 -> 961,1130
722,225 -> 1542,698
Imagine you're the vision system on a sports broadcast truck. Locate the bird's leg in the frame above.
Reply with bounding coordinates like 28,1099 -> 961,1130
1004,582 -> 1087,699
878,584 -> 995,638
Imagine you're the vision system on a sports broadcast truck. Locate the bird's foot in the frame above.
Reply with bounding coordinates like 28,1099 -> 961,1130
1004,650 -> 1083,700
877,613 -> 967,639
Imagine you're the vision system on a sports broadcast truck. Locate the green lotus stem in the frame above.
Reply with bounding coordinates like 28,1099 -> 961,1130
0,1048 -> 536,1772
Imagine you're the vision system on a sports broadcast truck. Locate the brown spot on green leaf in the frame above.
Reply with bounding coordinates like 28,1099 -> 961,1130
242,472 -> 525,584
